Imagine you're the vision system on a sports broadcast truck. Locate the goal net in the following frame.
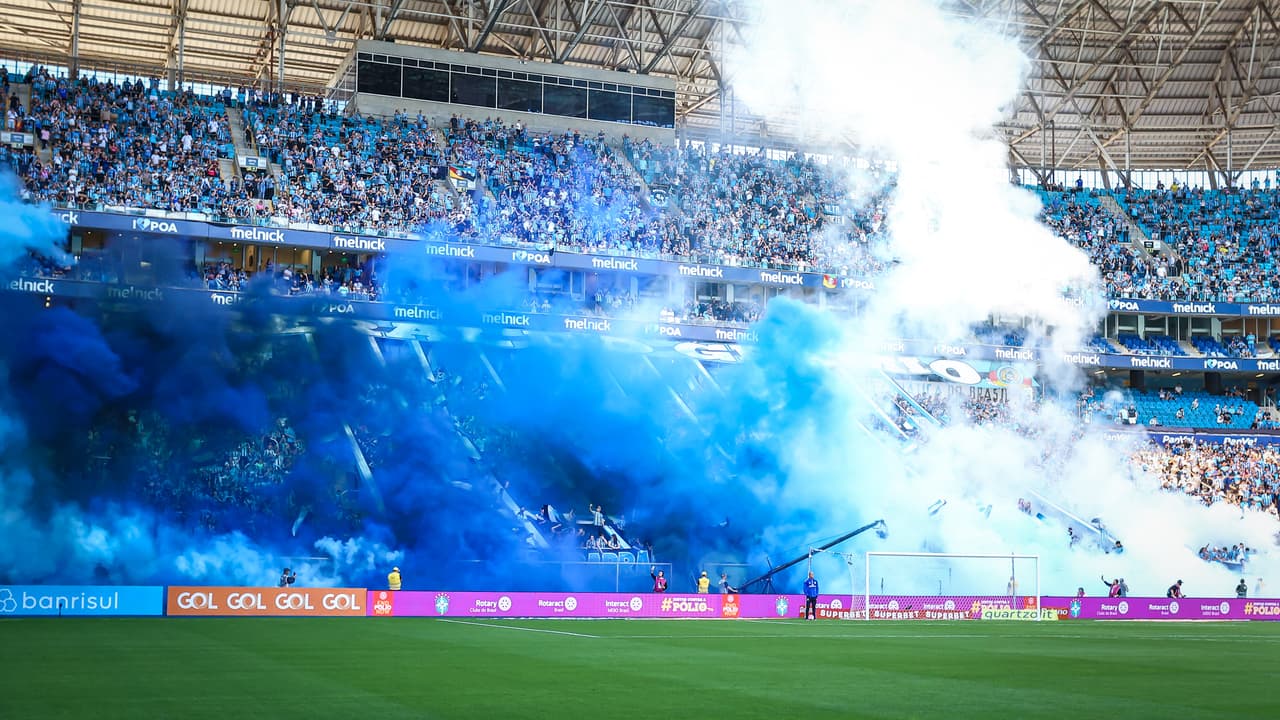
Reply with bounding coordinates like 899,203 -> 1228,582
863,552 -> 1041,620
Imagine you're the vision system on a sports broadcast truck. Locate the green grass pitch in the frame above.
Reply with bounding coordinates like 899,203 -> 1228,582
2,617 -> 1277,719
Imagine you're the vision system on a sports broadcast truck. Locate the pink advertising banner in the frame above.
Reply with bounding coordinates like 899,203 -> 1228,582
365,591 -> 1040,620
1043,596 -> 1280,621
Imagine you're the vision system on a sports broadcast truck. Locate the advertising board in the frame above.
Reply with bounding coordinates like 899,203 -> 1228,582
0,585 -> 164,616
166,586 -> 366,617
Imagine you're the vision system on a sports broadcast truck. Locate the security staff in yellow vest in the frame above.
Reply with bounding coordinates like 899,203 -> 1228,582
388,566 -> 402,591
696,571 -> 711,594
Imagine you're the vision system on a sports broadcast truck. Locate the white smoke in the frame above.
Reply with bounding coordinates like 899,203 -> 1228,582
724,0 -> 1277,596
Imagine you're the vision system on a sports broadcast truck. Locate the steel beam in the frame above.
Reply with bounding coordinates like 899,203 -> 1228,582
641,0 -> 705,74
556,0 -> 610,63
471,0 -> 514,52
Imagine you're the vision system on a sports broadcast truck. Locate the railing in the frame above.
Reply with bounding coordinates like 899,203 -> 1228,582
0,49 -> 330,100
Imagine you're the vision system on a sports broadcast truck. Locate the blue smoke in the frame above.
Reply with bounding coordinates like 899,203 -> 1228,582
0,167 -> 902,595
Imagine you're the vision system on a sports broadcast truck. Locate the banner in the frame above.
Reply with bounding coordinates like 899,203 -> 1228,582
1046,596 -> 1280,620
367,591 -> 1043,620
649,185 -> 670,208
369,590 -> 721,618
49,209 -> 877,292
0,585 -> 164,616
166,586 -> 366,617
46,207 -> 1280,312
448,165 -> 477,192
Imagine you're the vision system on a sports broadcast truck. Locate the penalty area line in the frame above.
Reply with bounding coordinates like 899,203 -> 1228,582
436,618 -> 600,638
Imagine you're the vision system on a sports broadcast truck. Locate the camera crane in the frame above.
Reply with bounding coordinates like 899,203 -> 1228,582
736,519 -> 887,594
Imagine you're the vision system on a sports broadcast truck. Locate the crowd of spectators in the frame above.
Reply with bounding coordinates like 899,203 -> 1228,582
245,102 -> 464,231
1038,190 -> 1183,300
1198,543 -> 1253,565
120,411 -> 304,531
1132,438 -> 1280,519
4,67 -> 889,279
19,65 -> 1280,323
196,258 -> 383,300
1117,182 -> 1280,302
4,66 -> 243,215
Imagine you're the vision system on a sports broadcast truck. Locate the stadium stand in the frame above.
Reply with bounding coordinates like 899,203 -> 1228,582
1036,190 -> 1183,300
1134,438 -> 1280,519
1082,386 -> 1258,429
1115,186 -> 1280,303
12,61 -> 1280,315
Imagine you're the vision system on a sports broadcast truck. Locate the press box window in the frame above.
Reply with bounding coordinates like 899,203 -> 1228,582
357,61 -> 402,97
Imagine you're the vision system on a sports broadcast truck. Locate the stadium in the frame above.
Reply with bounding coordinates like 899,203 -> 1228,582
3,0 -> 1280,717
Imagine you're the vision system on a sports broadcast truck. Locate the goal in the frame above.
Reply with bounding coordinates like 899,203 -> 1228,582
863,552 -> 1041,621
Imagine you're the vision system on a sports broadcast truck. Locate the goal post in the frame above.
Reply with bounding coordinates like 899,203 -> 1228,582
863,551 -> 1041,621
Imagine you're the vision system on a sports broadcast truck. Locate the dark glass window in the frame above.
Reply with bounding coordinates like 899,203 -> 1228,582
588,89 -> 631,123
404,67 -> 450,103
451,73 -> 497,108
544,84 -> 587,118
497,79 -> 542,113
357,61 -> 402,97
632,95 -> 675,128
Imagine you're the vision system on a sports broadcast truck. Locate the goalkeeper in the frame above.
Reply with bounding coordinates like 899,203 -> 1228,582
803,572 -> 820,620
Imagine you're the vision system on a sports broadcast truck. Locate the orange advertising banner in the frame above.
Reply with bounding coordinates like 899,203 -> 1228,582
166,586 -> 366,617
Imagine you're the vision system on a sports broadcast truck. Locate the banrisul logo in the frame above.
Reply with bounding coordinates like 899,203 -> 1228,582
775,596 -> 789,617
0,588 -> 16,613
434,593 -> 450,615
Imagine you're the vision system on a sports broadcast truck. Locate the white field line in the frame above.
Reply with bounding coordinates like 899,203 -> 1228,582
603,632 -> 1280,642
436,618 -> 600,638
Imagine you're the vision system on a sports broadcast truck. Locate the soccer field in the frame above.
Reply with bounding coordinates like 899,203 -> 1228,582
2,618 -> 1277,719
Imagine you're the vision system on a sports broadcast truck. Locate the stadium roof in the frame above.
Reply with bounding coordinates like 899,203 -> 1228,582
3,0 -> 1280,181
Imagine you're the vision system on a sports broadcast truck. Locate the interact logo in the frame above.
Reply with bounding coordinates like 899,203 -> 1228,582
434,593 -> 451,615
629,597 -> 643,612
0,588 -> 15,613
1220,601 -> 1230,614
